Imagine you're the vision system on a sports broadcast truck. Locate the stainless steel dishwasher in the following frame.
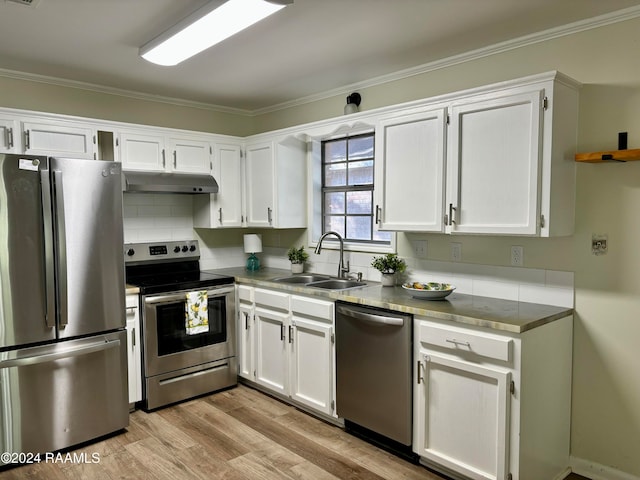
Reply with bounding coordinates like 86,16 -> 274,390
335,301 -> 416,461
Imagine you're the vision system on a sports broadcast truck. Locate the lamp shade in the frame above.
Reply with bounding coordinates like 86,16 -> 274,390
243,234 -> 263,253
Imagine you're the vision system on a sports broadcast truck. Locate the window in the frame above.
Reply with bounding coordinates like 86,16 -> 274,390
321,133 -> 391,246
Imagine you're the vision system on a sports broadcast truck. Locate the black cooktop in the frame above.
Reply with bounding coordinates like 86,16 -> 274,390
126,261 -> 234,295
124,241 -> 234,295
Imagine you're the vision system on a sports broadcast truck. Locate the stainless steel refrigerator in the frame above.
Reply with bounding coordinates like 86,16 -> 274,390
0,154 -> 128,462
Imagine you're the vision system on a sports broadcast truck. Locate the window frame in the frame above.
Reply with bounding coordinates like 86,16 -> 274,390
307,126 -> 396,255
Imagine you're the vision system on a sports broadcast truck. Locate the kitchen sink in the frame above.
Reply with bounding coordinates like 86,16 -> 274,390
271,274 -> 331,284
270,275 -> 367,291
306,279 -> 368,290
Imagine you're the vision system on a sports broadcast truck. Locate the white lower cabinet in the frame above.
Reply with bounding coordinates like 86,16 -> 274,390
413,316 -> 573,480
125,294 -> 142,405
236,285 -> 336,418
237,285 -> 254,381
254,304 -> 289,395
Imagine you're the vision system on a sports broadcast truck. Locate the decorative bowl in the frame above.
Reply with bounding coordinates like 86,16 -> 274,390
401,282 -> 455,300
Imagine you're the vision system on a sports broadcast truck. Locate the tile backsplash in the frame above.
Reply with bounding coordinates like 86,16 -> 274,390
123,193 -> 194,243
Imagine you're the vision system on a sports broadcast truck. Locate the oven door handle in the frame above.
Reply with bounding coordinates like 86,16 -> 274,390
144,285 -> 235,304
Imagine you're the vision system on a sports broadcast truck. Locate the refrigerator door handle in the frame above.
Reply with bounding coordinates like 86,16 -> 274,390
40,167 -> 56,329
52,170 -> 68,327
0,338 -> 121,369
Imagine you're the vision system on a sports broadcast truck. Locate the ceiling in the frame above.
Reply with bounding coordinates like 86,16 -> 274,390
1,0 -> 640,114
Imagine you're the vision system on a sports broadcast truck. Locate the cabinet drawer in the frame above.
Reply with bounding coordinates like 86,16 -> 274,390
237,285 -> 253,303
291,295 -> 334,321
418,322 -> 512,362
255,288 -> 289,311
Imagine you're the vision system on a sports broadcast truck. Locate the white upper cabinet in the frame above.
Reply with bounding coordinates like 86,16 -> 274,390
373,71 -> 579,237
22,121 -> 95,159
375,107 -> 447,232
446,89 -> 543,235
119,131 -> 166,171
193,141 -> 244,228
119,129 -> 213,174
0,115 -> 18,154
244,135 -> 307,229
245,141 -> 274,227
168,136 -> 211,174
445,74 -> 579,237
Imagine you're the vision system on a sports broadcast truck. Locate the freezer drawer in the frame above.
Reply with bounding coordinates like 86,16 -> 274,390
0,331 -> 128,461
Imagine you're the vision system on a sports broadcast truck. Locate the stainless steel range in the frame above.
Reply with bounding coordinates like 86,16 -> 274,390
124,241 -> 237,410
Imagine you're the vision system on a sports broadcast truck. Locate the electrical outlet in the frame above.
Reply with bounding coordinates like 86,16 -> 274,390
451,242 -> 462,262
412,240 -> 427,258
592,234 -> 608,255
511,246 -> 524,266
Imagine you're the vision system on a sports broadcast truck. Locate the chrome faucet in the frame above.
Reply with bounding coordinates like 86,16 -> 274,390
314,231 -> 350,278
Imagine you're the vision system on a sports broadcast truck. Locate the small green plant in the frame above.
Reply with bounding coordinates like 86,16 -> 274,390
371,253 -> 407,274
287,245 -> 309,264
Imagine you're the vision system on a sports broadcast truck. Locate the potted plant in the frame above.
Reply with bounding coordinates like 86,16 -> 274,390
287,245 -> 309,273
371,253 -> 407,286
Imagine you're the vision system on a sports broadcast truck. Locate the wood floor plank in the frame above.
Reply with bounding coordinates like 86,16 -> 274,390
157,400 -> 250,462
100,448 -> 160,480
226,405 -> 387,480
123,436 -> 202,480
206,386 -> 293,418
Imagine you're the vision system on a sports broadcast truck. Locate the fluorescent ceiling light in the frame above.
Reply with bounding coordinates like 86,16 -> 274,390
140,0 -> 291,66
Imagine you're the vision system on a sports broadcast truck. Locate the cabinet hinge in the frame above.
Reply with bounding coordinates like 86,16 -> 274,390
540,214 -> 545,228
209,146 -> 212,155
543,96 -> 548,110
507,474 -> 513,480
253,370 -> 256,379
331,400 -> 335,411
446,114 -> 450,125
510,380 -> 515,395
331,333 -> 335,344
210,161 -> 213,171
240,149 -> 244,159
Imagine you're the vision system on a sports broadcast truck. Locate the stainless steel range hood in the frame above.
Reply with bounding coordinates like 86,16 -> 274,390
123,171 -> 218,194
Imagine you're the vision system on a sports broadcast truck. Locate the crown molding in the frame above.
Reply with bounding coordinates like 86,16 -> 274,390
0,67 -> 252,116
2,5 -> 640,117
251,5 -> 640,115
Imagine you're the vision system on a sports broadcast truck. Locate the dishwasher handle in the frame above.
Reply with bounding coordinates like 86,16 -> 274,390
337,305 -> 405,326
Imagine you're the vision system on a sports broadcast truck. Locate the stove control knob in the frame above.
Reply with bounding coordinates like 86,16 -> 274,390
189,245 -> 196,252
182,245 -> 189,252
126,248 -> 135,257
173,246 -> 181,253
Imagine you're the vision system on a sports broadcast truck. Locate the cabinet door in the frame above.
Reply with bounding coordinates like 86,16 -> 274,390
125,296 -> 142,405
415,351 -> 511,480
254,307 -> 288,395
237,303 -> 254,380
375,108 -> 447,232
169,137 -> 211,174
120,131 -> 166,171
0,117 -> 18,153
245,142 -> 274,227
214,143 -> 244,227
22,121 -> 94,159
446,90 -> 543,235
289,316 -> 333,416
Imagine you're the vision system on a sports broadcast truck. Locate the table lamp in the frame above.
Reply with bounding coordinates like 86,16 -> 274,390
243,234 -> 262,271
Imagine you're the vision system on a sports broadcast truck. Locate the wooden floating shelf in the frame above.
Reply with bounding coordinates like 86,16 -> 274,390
575,148 -> 640,163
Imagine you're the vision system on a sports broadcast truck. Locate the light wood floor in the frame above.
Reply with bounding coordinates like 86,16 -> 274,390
0,384 -> 590,480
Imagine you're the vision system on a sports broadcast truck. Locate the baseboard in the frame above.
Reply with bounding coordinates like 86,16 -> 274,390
570,456 -> 640,480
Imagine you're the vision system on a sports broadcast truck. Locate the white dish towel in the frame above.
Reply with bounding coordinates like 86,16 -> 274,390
185,290 -> 209,335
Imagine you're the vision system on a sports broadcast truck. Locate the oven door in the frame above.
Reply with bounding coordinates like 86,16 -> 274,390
143,285 -> 235,377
